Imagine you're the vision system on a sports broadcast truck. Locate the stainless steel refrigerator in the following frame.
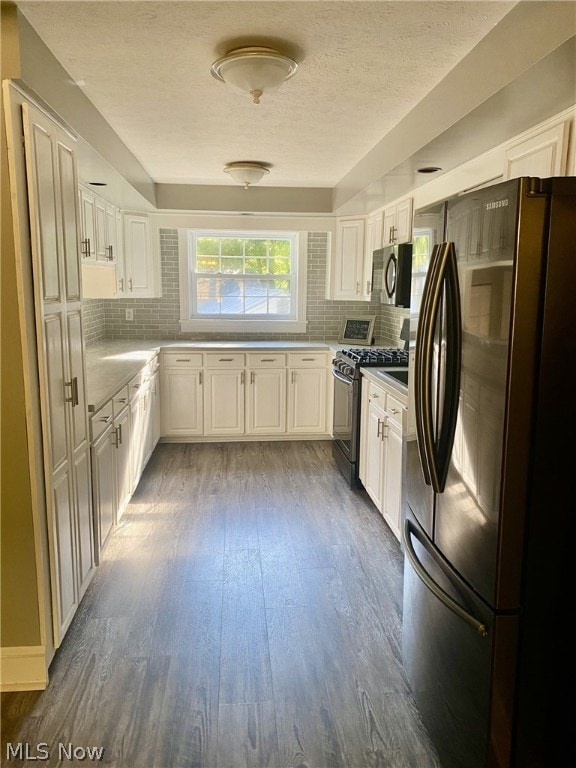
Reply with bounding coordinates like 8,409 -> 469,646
402,177 -> 575,768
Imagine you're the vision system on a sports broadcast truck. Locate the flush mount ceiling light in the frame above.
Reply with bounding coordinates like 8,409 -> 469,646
211,46 -> 298,104
224,162 -> 270,189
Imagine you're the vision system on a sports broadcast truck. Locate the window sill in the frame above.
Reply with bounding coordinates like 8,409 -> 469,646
180,319 -> 308,333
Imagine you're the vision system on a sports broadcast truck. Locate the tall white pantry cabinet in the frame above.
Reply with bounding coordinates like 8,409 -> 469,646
20,97 -> 95,649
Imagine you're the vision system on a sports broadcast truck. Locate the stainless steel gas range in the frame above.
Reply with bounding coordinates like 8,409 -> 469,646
331,347 -> 408,487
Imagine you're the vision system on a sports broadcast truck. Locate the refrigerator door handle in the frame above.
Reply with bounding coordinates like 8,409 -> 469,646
415,243 -> 442,487
403,519 -> 489,638
435,242 -> 462,491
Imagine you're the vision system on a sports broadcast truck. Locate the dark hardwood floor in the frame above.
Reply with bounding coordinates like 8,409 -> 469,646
1,441 -> 440,768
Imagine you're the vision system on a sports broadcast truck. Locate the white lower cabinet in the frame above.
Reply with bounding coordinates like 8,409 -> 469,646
114,404 -> 132,523
90,408 -> 116,560
205,368 -> 246,436
247,368 -> 287,434
288,367 -> 327,433
359,374 -> 407,541
89,354 -> 160,559
160,349 -> 330,440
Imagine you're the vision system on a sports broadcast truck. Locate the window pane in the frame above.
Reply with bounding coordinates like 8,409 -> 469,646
245,239 -> 266,257
196,256 -> 219,273
245,279 -> 268,295
197,237 -> 219,256
221,257 -> 243,274
244,257 -> 267,274
269,297 -> 291,315
268,239 -> 291,257
196,277 -> 221,314
221,297 -> 244,314
269,278 -> 290,296
269,256 -> 290,275
245,296 -> 268,314
221,278 -> 242,296
221,237 -> 243,256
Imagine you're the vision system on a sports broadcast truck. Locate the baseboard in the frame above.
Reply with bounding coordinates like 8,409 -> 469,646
0,646 -> 48,691
160,434 -> 332,443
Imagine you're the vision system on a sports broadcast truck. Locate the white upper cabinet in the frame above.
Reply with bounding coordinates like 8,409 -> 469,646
363,211 -> 384,299
382,196 -> 413,245
504,120 -> 570,179
327,216 -> 367,301
119,213 -> 160,298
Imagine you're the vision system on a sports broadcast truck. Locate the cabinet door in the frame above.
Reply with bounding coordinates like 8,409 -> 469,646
382,419 -> 403,540
364,401 -> 385,508
287,368 -> 327,433
115,210 -> 125,294
150,371 -> 161,448
51,469 -> 78,641
332,217 -> 366,300
130,393 -> 144,491
395,197 -> 413,244
114,406 -> 132,522
91,425 -> 116,559
74,446 -> 95,596
161,369 -> 204,436
383,208 -> 396,246
247,368 -> 287,434
124,214 -> 156,296
504,121 -> 569,179
204,369 -> 245,436
94,197 -> 108,261
79,188 -> 96,260
105,203 -> 117,263
57,134 -> 81,302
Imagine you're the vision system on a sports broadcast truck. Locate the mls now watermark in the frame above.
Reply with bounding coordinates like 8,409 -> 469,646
6,743 -> 105,761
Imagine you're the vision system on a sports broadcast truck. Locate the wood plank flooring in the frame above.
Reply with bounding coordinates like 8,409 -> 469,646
1,441 -> 441,768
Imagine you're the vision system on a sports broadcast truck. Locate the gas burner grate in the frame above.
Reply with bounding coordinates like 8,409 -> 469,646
341,348 -> 409,366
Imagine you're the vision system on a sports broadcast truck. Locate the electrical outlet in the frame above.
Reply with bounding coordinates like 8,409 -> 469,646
125,309 -> 134,321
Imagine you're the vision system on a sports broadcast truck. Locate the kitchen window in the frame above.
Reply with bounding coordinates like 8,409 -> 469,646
179,230 -> 308,332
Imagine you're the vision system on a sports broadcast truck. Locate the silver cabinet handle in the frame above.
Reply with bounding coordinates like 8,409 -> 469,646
389,407 -> 400,414
240,371 -> 245,384
198,370 -> 203,385
250,370 -> 255,384
106,245 -> 113,261
356,281 -> 360,294
219,358 -> 234,362
176,359 -> 190,362
301,358 -> 316,361
118,277 -> 124,292
128,278 -> 133,291
99,415 -> 112,423
81,238 -> 91,257
65,377 -> 79,406
291,371 -> 296,384
117,423 -> 123,445
116,397 -> 127,404
112,425 -> 120,447
376,417 -> 383,437
366,280 -> 371,293
260,358 -> 276,362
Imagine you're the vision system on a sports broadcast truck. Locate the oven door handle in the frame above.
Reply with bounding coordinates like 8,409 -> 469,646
332,368 -> 354,386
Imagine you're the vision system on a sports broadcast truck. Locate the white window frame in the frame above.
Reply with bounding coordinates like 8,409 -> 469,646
179,229 -> 308,332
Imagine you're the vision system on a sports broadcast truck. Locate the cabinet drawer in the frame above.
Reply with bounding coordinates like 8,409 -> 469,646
128,373 -> 144,402
90,401 -> 114,441
248,352 -> 286,368
112,386 -> 129,414
367,380 -> 386,405
206,352 -> 245,368
162,351 -> 203,368
385,393 -> 405,427
288,352 -> 327,368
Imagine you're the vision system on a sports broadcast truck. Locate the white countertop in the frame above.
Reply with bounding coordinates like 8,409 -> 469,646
85,339 -> 335,412
360,366 -> 409,399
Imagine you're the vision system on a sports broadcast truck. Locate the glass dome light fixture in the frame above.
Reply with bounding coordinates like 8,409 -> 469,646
211,46 -> 298,104
224,162 -> 270,189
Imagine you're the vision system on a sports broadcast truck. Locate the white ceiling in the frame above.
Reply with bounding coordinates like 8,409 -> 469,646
17,0 -> 517,191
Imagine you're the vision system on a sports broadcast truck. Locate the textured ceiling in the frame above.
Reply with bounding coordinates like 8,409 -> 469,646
17,1 -> 516,188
